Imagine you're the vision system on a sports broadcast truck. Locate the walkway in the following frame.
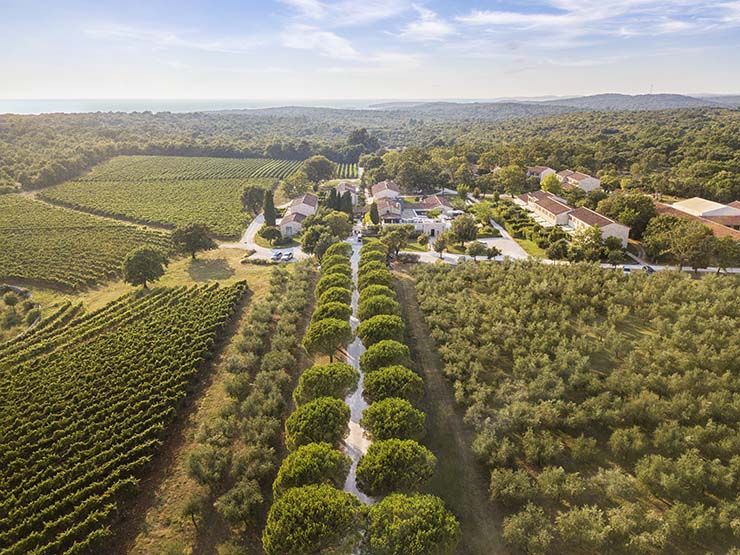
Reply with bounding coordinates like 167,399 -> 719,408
341,237 -> 374,505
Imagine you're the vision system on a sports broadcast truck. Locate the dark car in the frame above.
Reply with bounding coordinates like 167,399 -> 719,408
642,265 -> 655,274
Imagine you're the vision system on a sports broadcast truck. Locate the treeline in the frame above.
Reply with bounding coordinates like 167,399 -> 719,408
415,261 -> 740,554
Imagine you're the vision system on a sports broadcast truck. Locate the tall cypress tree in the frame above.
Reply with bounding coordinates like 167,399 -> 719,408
328,188 -> 338,210
263,190 -> 277,227
340,191 -> 353,215
370,202 -> 380,225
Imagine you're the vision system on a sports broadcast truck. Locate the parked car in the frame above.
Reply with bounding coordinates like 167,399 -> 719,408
270,251 -> 283,261
282,251 -> 294,262
642,265 -> 655,274
622,266 -> 631,275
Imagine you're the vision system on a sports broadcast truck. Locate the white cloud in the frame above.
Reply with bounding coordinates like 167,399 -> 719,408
278,0 -> 409,27
278,0 -> 326,19
280,24 -> 359,59
85,23 -> 262,54
400,4 -> 456,41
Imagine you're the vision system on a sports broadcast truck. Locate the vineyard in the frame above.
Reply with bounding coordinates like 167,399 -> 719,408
415,261 -> 740,554
75,156 -> 304,181
38,156 -> 301,239
335,163 -> 358,179
0,282 -> 246,555
0,196 -> 172,290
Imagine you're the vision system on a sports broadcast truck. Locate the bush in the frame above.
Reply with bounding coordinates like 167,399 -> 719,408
319,287 -> 353,306
284,397 -> 350,450
356,439 -> 436,496
358,269 -> 393,291
358,295 -> 400,321
273,442 -> 351,495
361,398 -> 426,441
293,362 -> 360,405
363,365 -> 424,404
356,315 -> 406,347
315,273 -> 353,297
366,493 -> 460,555
323,242 -> 353,258
24,308 -> 40,326
312,301 -> 352,323
262,484 -> 363,555
360,340 -> 411,374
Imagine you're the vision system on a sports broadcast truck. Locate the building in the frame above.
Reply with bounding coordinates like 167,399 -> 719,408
279,212 -> 306,237
656,203 -> 740,240
517,190 -> 573,226
556,169 -> 601,193
335,182 -> 359,205
287,193 -> 319,218
416,194 -> 455,216
568,207 -> 630,247
671,197 -> 740,230
371,180 -> 401,200
377,197 -> 403,224
526,166 -> 556,181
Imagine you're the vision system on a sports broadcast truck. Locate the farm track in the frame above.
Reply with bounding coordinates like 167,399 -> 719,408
394,271 -> 510,555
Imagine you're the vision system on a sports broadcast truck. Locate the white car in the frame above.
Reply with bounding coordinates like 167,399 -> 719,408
270,251 -> 283,261
282,251 -> 294,262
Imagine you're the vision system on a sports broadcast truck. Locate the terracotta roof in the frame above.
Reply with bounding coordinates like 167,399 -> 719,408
568,206 -> 616,227
371,180 -> 401,196
557,170 -> 574,178
419,195 -> 452,210
568,171 -> 594,182
377,197 -> 402,215
534,197 -> 573,216
527,166 -> 553,174
656,203 -> 740,239
281,212 -> 306,224
705,215 -> 740,226
291,193 -> 318,207
335,182 -> 358,194
729,201 -> 740,209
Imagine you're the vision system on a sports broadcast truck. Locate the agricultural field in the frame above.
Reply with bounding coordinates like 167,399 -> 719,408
0,195 -> 172,290
39,156 -> 300,238
335,163 -> 358,179
415,261 -> 740,555
0,282 -> 247,555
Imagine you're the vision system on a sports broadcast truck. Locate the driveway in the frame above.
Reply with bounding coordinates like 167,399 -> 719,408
219,213 -> 309,260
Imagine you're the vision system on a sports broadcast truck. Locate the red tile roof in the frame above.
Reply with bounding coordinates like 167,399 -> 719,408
371,180 -> 401,196
656,203 -> 740,240
534,197 -> 572,215
568,206 -> 616,227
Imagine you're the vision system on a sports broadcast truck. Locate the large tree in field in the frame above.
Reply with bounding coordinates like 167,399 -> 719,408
172,224 -> 217,259
367,494 -> 460,555
241,185 -> 265,214
303,155 -> 337,183
451,215 -> 478,247
123,248 -> 168,288
262,484 -> 363,555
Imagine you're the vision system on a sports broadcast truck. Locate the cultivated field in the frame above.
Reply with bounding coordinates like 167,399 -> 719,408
39,156 -> 300,238
415,261 -> 740,554
335,163 -> 358,179
0,196 -> 172,290
0,282 -> 246,555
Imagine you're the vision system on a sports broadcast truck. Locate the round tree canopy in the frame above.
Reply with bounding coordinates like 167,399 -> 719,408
358,269 -> 393,291
315,273 -> 353,297
285,397 -> 351,450
367,493 -> 461,555
312,301 -> 352,323
363,365 -> 424,404
273,442 -> 351,495
356,439 -> 436,496
293,362 -> 360,405
262,484 -> 363,555
356,315 -> 406,347
359,284 -> 395,304
361,397 -> 426,441
324,242 -> 353,258
319,287 -> 353,306
360,340 -> 411,374
358,295 -> 401,321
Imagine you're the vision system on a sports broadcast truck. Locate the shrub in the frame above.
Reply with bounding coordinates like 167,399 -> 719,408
312,301 -> 352,323
284,397 -> 350,450
361,398 -> 426,441
366,493 -> 460,555
262,484 -> 363,555
360,340 -> 411,374
315,273 -> 353,297
356,439 -> 436,496
363,366 -> 424,404
293,362 -> 360,405
319,287 -> 352,306
356,315 -> 405,347
24,308 -> 40,326
273,442 -> 351,495
358,295 -> 400,321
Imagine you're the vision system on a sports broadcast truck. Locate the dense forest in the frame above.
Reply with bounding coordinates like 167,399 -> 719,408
1,106 -> 739,201
415,261 -> 740,554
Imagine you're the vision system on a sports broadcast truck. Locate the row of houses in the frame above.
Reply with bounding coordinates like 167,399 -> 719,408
517,190 -> 630,247
526,166 -> 602,193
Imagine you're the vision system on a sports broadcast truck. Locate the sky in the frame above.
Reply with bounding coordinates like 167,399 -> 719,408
2,0 -> 740,100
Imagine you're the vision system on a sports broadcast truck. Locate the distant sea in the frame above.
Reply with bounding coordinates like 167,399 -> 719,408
0,98 -> 508,115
